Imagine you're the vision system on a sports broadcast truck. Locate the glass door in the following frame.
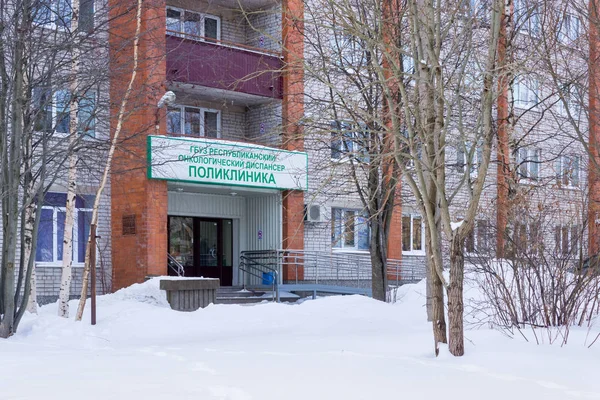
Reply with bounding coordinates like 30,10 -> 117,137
168,217 -> 194,276
221,219 -> 233,285
168,216 -> 234,285
196,218 -> 233,286
196,219 -> 219,279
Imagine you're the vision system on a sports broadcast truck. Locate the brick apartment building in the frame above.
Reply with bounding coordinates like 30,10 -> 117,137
29,0 -> 600,301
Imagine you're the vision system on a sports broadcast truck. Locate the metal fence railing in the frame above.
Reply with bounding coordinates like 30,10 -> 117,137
239,249 -> 426,290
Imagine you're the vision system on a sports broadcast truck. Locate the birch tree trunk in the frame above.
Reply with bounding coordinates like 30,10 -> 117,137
75,0 -> 144,321
58,0 -> 81,318
26,267 -> 38,313
23,189 -> 38,314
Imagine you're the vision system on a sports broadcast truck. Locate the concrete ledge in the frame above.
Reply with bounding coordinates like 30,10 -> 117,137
159,278 -> 220,291
160,278 -> 220,311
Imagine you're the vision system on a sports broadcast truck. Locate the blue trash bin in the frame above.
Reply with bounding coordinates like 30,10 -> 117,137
262,271 -> 275,285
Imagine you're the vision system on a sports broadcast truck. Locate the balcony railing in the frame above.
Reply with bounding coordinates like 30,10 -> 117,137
166,31 -> 283,99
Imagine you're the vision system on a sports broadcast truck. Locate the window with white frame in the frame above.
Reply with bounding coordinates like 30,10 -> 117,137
554,224 -> 580,255
514,0 -> 541,36
330,121 -> 369,162
465,219 -> 492,254
557,83 -> 581,116
558,13 -> 580,43
34,0 -> 71,28
167,105 -> 221,138
32,87 -> 97,136
555,155 -> 581,187
33,0 -> 94,31
402,52 -> 415,75
402,214 -> 424,253
516,147 -> 541,180
456,141 -> 482,176
468,0 -> 491,20
332,208 -> 370,251
166,7 -> 220,40
36,192 -> 94,264
513,77 -> 540,108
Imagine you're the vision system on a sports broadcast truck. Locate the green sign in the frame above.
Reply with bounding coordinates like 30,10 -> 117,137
147,136 -> 308,191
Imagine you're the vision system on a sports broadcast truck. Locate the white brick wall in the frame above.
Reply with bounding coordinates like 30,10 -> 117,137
246,101 -> 282,146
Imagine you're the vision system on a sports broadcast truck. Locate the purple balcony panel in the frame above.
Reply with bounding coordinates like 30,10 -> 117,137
166,35 -> 283,99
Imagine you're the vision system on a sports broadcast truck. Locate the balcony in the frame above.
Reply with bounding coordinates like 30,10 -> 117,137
166,32 -> 283,101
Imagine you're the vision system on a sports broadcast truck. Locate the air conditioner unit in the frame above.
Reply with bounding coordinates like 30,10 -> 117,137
305,204 -> 322,223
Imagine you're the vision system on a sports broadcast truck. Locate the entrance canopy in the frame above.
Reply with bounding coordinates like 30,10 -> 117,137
147,136 -> 308,191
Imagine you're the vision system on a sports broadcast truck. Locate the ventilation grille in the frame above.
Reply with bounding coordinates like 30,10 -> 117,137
122,214 -> 136,236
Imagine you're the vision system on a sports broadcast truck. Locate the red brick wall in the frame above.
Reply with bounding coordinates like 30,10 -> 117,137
381,0 -> 403,277
387,199 -> 403,260
281,0 -> 305,280
109,0 -> 168,290
495,2 -> 512,258
590,1 -> 600,255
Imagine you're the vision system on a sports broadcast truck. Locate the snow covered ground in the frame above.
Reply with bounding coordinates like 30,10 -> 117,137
1,279 -> 599,400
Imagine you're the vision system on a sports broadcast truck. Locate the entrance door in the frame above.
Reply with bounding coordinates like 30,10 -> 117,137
168,216 -> 233,285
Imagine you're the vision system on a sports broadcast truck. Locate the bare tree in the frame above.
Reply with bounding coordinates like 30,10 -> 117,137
0,0 -> 110,336
296,0 -> 507,355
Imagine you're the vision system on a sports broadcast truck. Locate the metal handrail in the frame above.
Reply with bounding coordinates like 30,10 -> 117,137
167,253 -> 185,277
239,253 -> 279,302
240,249 -> 425,288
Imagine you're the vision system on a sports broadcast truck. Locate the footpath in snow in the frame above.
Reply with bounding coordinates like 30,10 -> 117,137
0,278 -> 599,400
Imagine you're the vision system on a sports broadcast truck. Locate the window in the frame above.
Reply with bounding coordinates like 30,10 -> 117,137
456,141 -> 482,176
55,89 -> 70,133
78,91 -> 97,137
402,52 -> 415,75
329,27 -> 367,67
468,0 -> 491,21
514,0 -> 540,35
79,0 -> 95,33
34,0 -> 94,31
554,224 -> 580,255
506,220 -> 543,257
513,77 -> 540,108
166,7 -> 221,40
555,155 -> 581,187
557,83 -> 581,116
32,88 -> 97,136
34,0 -> 71,28
167,105 -> 221,138
402,215 -> 424,253
36,192 -> 94,264
516,147 -> 541,180
558,13 -> 580,43
466,220 -> 492,254
33,87 -> 53,132
332,208 -> 369,250
330,121 -> 369,162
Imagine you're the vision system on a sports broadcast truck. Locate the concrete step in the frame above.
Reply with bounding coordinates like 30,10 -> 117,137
215,297 -> 274,305
217,289 -> 266,298
215,289 -> 300,305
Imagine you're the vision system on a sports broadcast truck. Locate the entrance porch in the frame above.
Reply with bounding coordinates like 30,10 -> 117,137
166,183 -> 282,287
